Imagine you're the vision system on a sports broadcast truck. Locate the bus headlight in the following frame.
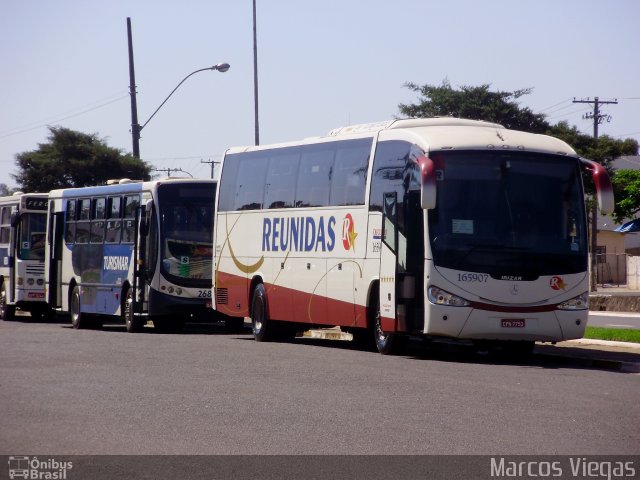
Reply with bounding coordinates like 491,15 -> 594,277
557,292 -> 589,310
428,286 -> 470,307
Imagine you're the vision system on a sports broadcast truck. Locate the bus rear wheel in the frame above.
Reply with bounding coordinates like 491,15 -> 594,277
251,283 -> 273,342
70,285 -> 87,329
0,283 -> 15,321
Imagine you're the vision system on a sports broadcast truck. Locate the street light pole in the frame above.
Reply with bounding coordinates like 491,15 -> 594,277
127,19 -> 230,159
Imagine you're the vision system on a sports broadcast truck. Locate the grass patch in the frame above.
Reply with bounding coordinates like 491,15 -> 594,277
584,326 -> 640,344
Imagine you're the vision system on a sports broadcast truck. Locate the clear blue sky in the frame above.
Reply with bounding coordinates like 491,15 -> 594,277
1,0 -> 638,188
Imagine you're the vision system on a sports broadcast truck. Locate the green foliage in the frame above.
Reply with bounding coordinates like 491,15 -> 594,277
584,326 -> 640,344
12,126 -> 151,192
398,80 -> 548,133
549,121 -> 638,165
612,170 -> 640,222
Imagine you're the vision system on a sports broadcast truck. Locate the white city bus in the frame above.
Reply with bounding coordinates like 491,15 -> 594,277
212,118 -> 613,354
0,192 -> 49,321
45,178 -> 233,332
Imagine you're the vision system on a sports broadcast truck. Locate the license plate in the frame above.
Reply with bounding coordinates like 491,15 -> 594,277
501,319 -> 525,328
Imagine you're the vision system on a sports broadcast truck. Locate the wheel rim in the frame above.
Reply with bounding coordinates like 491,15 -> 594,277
0,286 -> 6,317
71,290 -> 80,326
125,291 -> 132,327
375,314 -> 388,345
253,295 -> 264,333
373,298 -> 387,346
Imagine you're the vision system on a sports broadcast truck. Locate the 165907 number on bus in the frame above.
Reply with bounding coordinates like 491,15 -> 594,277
457,273 -> 489,282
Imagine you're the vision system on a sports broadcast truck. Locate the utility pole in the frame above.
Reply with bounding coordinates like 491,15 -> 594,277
573,96 -> 618,291
153,167 -> 192,178
252,0 -> 260,146
200,159 -> 220,179
127,17 -> 141,159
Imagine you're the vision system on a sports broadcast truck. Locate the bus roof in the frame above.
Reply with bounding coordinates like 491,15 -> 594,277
48,178 -> 216,199
225,117 -> 577,157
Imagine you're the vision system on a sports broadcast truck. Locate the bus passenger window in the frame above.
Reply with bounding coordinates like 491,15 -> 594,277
122,195 -> 139,243
264,149 -> 299,209
64,200 -> 76,244
105,197 -> 122,243
234,154 -> 268,211
90,198 -> 106,243
295,145 -> 334,207
330,139 -> 371,206
0,206 -> 12,244
75,199 -> 90,244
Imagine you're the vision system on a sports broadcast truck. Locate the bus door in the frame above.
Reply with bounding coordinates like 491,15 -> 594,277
47,211 -> 64,307
379,192 -> 398,332
379,191 -> 423,334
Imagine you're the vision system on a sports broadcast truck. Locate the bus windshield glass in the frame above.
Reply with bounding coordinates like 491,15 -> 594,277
428,151 -> 587,278
18,213 -> 46,260
157,183 -> 215,284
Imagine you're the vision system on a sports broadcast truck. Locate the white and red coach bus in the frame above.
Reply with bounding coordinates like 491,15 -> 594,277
211,118 -> 613,354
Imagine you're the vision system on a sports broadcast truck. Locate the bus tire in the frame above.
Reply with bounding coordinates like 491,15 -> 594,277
371,289 -> 405,355
124,288 -> 143,333
0,283 -> 15,321
251,283 -> 274,342
70,285 -> 87,329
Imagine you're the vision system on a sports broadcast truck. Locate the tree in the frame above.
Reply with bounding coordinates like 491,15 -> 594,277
0,184 -> 11,197
612,170 -> 640,223
12,126 -> 152,192
399,80 -> 548,133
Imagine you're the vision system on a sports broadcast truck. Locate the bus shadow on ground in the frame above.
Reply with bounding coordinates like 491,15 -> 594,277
61,319 -> 253,336
289,335 -> 640,373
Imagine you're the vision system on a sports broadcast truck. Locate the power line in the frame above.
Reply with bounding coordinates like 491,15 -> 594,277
0,94 -> 129,140
537,98 -> 572,113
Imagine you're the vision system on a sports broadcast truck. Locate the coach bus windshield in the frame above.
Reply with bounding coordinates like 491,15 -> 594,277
428,151 -> 587,278
18,213 -> 46,261
157,183 -> 215,286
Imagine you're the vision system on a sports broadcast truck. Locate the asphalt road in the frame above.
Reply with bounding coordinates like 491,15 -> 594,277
1,318 -> 639,456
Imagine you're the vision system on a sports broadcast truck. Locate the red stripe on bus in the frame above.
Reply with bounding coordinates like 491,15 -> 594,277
215,270 -> 367,328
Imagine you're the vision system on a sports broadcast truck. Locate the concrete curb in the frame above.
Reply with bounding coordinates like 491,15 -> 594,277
560,338 -> 640,349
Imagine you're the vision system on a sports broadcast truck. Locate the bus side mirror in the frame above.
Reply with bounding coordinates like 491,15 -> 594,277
10,211 -> 20,228
580,158 -> 614,214
418,156 -> 437,210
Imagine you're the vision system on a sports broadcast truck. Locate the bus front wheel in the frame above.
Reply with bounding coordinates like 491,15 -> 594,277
0,283 -> 15,321
372,290 -> 405,355
124,288 -> 143,333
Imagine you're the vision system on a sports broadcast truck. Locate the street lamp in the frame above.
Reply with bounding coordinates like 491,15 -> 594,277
129,62 -> 230,159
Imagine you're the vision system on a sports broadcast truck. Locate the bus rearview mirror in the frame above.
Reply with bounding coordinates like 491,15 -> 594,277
418,156 -> 436,210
